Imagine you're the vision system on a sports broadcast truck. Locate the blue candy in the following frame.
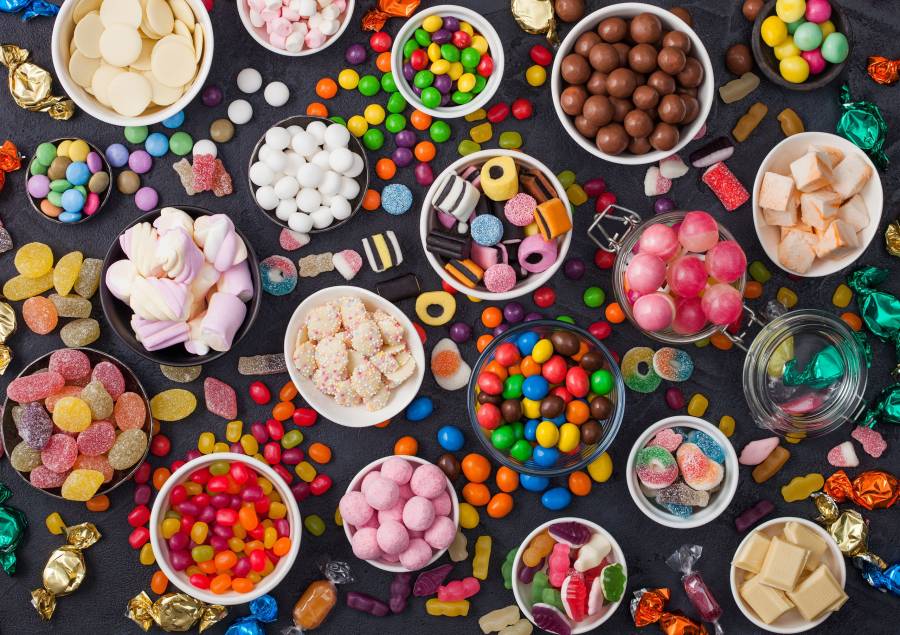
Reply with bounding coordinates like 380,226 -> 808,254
258,255 -> 297,296
225,593 -> 277,635
522,375 -> 549,400
660,502 -> 693,518
162,111 -> 185,129
547,414 -> 566,426
105,143 -> 129,167
520,473 -> 550,492
145,132 -> 169,157
524,419 -> 539,441
437,425 -> 464,451
687,430 -> 726,464
406,396 -> 433,421
58,211 -> 83,223
532,445 -> 559,467
516,331 -> 539,356
541,487 -> 572,511
469,214 -> 503,246
60,188 -> 84,212
381,183 -> 413,215
65,161 -> 90,186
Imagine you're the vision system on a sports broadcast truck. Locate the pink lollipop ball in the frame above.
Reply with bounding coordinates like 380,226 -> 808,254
805,0 -> 832,23
632,292 -> 676,332
673,297 -> 707,335
701,283 -> 743,325
667,256 -> 708,298
801,48 -> 827,75
705,240 -> 747,283
626,253 -> 667,295
678,211 -> 719,253
638,224 -> 680,261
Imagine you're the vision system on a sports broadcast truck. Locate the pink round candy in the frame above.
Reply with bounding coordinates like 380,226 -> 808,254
801,48 -> 827,75
805,0 -> 832,23
377,500 -> 404,524
632,292 -> 676,332
362,475 -> 400,511
339,490 -> 374,527
84,192 -> 101,215
376,520 -> 410,555
705,240 -> 746,283
678,211 -> 718,252
625,253 -> 667,294
410,464 -> 446,498
134,186 -> 158,212
638,224 -> 679,261
701,283 -> 743,325
398,483 -> 414,500
423,515 -> 457,550
360,514 -> 380,529
360,469 -> 382,491
673,297 -> 707,335
381,551 -> 401,563
667,256 -> 708,298
432,491 -> 452,516
351,527 -> 382,560
402,496 -> 436,531
27,175 -> 50,198
399,538 -> 433,570
380,457 -> 413,485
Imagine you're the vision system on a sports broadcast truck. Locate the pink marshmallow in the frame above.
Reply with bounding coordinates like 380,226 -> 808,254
351,527 -> 382,560
362,475 -> 400,511
377,500 -> 404,524
376,520 -> 410,555
131,316 -> 190,351
269,17 -> 292,37
423,516 -> 456,550
200,292 -> 247,352
217,261 -> 254,302
380,457 -> 413,485
305,27 -> 326,49
338,491 -> 373,527
402,496 -> 435,532
268,32 -> 287,49
432,491 -> 452,517
282,7 -> 300,20
410,464 -> 446,499
399,538 -> 432,570
333,0 -> 347,12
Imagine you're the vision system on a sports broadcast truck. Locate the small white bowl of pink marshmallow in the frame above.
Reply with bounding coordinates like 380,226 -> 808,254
340,455 -> 460,572
237,0 -> 355,56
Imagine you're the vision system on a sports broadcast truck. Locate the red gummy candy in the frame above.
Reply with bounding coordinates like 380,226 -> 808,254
701,162 -> 748,212
31,465 -> 69,488
77,421 -> 117,456
92,361 -> 126,399
41,433 -> 78,473
204,377 -> 237,419
562,573 -> 588,622
211,159 -> 233,197
191,154 -> 217,192
48,349 -> 91,381
8,370 -> 66,403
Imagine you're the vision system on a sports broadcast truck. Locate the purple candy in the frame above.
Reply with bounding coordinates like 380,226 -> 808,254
517,560 -> 543,584
390,572 -> 412,614
412,85 -> 423,97
414,162 -> 434,186
345,43 -> 367,65
655,196 -> 676,214
134,186 -> 159,211
392,147 -> 414,168
18,402 -> 52,449
128,150 -> 152,174
201,84 -> 223,107
281,447 -> 304,464
292,480 -> 310,501
133,484 -> 152,506
563,257 -> 586,280
346,592 -> 390,617
532,604 -> 572,635
105,143 -> 129,168
503,302 -> 525,323
525,312 -> 543,322
493,323 -> 509,336
27,174 -> 50,198
229,442 -> 244,454
413,563 -> 452,597
431,28 -> 452,44
395,130 -> 416,148
665,386 -> 685,410
170,550 -> 192,571
185,449 -> 202,460
584,177 -> 606,197
735,499 -> 775,533
548,521 -> 592,547
443,16 -> 459,31
449,321 -> 472,343
440,93 -> 452,106
433,74 -> 452,94
86,151 -> 103,174
402,61 -> 415,82
233,557 -> 251,577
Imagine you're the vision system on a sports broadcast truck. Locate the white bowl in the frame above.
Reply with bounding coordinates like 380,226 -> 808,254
51,0 -> 214,127
236,0 -> 354,57
551,3 -> 714,165
282,286 -> 426,427
752,131 -> 884,277
390,5 -> 505,119
511,517 -> 627,634
419,149 -> 573,300
149,453 -> 302,605
625,416 -> 738,529
341,455 -> 460,572
730,517 -> 846,633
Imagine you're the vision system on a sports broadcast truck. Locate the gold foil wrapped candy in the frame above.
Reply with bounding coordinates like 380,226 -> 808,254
31,522 -> 101,619
0,300 -> 15,374
885,220 -> 900,257
511,0 -> 557,44
0,44 -> 74,120
127,591 -> 227,633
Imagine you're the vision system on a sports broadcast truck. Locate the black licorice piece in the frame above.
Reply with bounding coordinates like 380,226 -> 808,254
689,136 -> 734,168
376,274 -> 421,302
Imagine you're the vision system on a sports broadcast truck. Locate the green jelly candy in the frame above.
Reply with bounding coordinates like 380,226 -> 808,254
209,461 -> 230,476
420,86 -> 441,109
305,514 -> 325,536
509,439 -> 532,462
451,91 -> 473,105
35,142 -> 57,167
473,75 -> 487,93
501,548 -> 516,590
192,545 -> 214,562
491,425 -> 515,451
429,121 -> 451,143
413,70 -> 434,88
358,75 -> 380,97
413,28 -> 431,47
583,286 -> 606,308
557,170 -> 576,189
282,429 -> 303,448
385,113 -> 406,133
503,375 -> 524,399
600,562 -> 626,602
124,126 -> 149,144
531,571 -> 549,606
541,588 -> 563,610
362,128 -> 384,151
169,132 -> 193,156
556,315 -> 575,324
458,140 -> 481,156
60,318 -> 100,347
440,43 -> 460,63
403,39 -> 419,58
330,115 -> 347,126
821,32 -> 849,63
694,337 -> 711,348
381,71 -> 397,93
30,158 -> 48,175
748,260 -> 771,283
460,47 -> 480,69
591,369 -> 614,395
387,92 -> 407,113
499,131 -> 522,149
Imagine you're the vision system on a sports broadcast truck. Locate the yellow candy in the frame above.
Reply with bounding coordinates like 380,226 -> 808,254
225,420 -> 243,443
779,55 -> 810,83
470,35 -> 488,54
53,251 -> 83,296
535,421 -> 559,448
524,223 -> 540,236
469,121 -> 492,143
427,43 -> 441,63
775,0 -> 805,23
781,473 -> 824,502
458,502 -> 480,529
820,20 -> 836,38
161,518 -> 181,539
264,526 -> 277,549
587,452 -> 613,482
761,16 -> 788,47
773,36 -> 800,61
422,15 -> 443,32
258,477 -> 273,495
228,538 -> 244,552
191,522 -> 208,543
269,501 -> 287,519
253,452 -> 266,463
213,442 -> 229,453
718,415 -> 736,437
521,398 -> 541,419
364,104 -> 385,125
14,242 -> 54,279
183,482 -> 202,496
472,535 -> 491,580
525,64 -> 546,87
198,431 -> 216,454
240,434 -> 259,456
459,21 -> 474,37
139,542 -> 156,565
60,469 -> 104,501
56,140 -> 72,157
346,115 -> 368,137
767,336 -> 794,379
566,184 -> 587,206
447,62 -> 464,81
45,512 -> 66,535
67,139 -> 90,162
467,295 -> 482,303
531,339 -> 553,363
776,286 -> 798,309
464,108 -> 486,122
457,72 -> 476,93
557,423 -> 580,452
785,431 -> 806,444
334,507 -> 343,526
53,396 -> 92,432
431,59 -> 451,75
832,283 -> 852,308
338,68 -> 359,90
150,389 -> 197,421
295,461 -> 317,482
687,393 -> 709,417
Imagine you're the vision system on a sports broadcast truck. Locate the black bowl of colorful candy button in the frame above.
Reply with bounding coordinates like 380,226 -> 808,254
23,138 -> 113,225
246,115 -> 370,233
750,0 -> 851,92
466,320 -> 625,477
99,206 -> 262,367
1,347 -> 153,501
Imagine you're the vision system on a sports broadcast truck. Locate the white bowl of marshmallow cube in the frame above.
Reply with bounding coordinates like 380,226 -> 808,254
248,116 -> 370,234
237,0 -> 355,56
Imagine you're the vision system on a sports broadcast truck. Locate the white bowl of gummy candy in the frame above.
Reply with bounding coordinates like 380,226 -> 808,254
511,517 -> 627,634
625,416 -> 738,529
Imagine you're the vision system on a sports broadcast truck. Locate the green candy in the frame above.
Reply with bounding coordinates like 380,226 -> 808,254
420,86 -> 441,109
460,47 -> 480,69
501,548 -> 516,590
330,115 -> 347,126
381,71 -> 397,93
304,515 -> 325,536
124,126 -> 149,144
556,315 -> 575,324
793,22 -> 822,51
30,158 -> 47,175
191,545 -> 214,563
509,439 -> 532,462
601,562 -> 627,602
169,132 -> 193,156
541,588 -> 563,610
50,179 -> 71,193
282,429 -> 303,448
402,39 -> 420,58
557,170 -> 576,189
473,75 -> 487,93
694,337 -> 711,348
590,369 -> 614,395
35,142 -> 57,167
358,75 -> 381,97
511,421 -> 524,440
748,260 -> 771,283
503,374 -> 524,399
47,190 -> 63,207
385,113 -> 406,133
531,571 -> 549,606
451,91 -> 473,105
387,92 -> 407,113
429,120 -> 451,143
787,18 -> 805,34
413,70 -> 434,89
209,461 -> 229,476
440,43 -> 460,63
491,425 -> 515,451
498,131 -> 522,149
74,185 -> 87,197
583,286 -> 606,308
362,128 -> 384,151
413,28 -> 431,47
821,32 -> 849,63
458,139 -> 481,156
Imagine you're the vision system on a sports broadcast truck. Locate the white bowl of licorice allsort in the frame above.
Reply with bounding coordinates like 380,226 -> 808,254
418,149 -> 573,301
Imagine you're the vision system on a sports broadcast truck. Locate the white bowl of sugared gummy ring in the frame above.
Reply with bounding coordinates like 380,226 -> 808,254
390,4 -> 505,118
625,415 -> 738,529
511,517 -> 628,634
1,347 -> 153,501
25,138 -> 113,224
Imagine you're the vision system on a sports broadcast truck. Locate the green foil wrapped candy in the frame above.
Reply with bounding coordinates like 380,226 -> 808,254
836,85 -> 888,169
847,267 -> 900,370
0,481 -> 28,575
860,383 -> 900,428
783,331 -> 871,389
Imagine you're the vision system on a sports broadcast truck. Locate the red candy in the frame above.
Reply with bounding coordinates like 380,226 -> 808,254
292,408 -> 317,427
594,249 -> 615,269
530,44 -> 553,66
7,370 -> 65,402
414,322 -> 427,343
596,191 -> 617,212
477,55 -> 494,77
248,381 -> 271,405
476,402 -> 501,430
494,342 -> 521,366
77,421 -> 116,456
369,31 -> 392,52
588,321 -> 612,340
129,526 -> 150,549
562,573 -> 588,622
91,361 -> 125,399
451,30 -> 471,49
477,371 -> 503,395
151,434 -> 171,457
128,504 -> 150,527
702,161 -> 749,212
310,474 -> 332,496
263,442 -> 282,465
204,377 -> 238,419
511,98 -> 533,120
133,462 -> 151,484
542,356 -> 568,384
551,386 -> 573,403
486,102 -> 509,123
565,367 -> 590,397
533,286 -> 556,308
41,433 -> 78,473
190,574 -> 210,589
48,348 -> 91,381
441,280 -> 458,295
266,418 -> 285,440
410,49 -> 428,70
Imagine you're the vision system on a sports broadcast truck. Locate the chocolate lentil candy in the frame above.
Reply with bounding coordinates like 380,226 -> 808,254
107,429 -> 148,471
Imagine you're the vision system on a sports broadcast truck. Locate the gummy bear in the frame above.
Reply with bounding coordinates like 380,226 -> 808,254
522,531 -> 555,568
501,548 -> 516,590
531,571 -> 550,607
574,533 -> 610,572
600,562 -> 626,602
437,577 -> 480,602
478,605 -> 520,634
149,389 -> 197,421
547,543 -> 570,588
53,251 -> 83,296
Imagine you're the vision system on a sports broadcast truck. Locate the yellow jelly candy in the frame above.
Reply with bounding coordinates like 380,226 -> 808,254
785,431 -> 806,444
832,283 -> 852,308
459,502 -> 480,529
225,420 -> 243,443
464,108 -> 486,122
525,64 -> 547,87
198,431 -> 216,454
779,55 -> 810,84
781,473 -> 824,502
776,286 -> 798,309
773,36 -> 800,60
334,507 -> 343,527
61,469 -> 104,501
53,251 -> 83,296
150,389 -> 197,421
240,434 -> 259,455
213,442 -> 230,453
3,271 -> 54,301
820,20 -> 836,38
775,0 -> 805,23
566,184 -> 588,206
719,415 -> 736,437
14,242 -> 54,279
687,393 -> 709,417
295,461 -> 317,482
587,452 -> 613,483
140,542 -> 156,565
53,396 -> 92,432
761,16 -> 788,47
45,512 -> 66,535
767,336 -> 794,379
161,517 -> 181,539
470,122 -> 493,144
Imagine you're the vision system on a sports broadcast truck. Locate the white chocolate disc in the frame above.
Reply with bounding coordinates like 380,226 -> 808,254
193,25 -> 204,64
108,71 -> 152,116
73,12 -> 104,59
173,19 -> 191,39
91,63 -> 124,107
140,22 -> 162,40
151,35 -> 196,87
146,0 -> 174,37
100,0 -> 141,28
73,0 -> 101,23
143,70 -> 183,106
131,38 -> 154,71
69,50 -> 101,87
169,0 -> 195,31
100,24 -> 142,67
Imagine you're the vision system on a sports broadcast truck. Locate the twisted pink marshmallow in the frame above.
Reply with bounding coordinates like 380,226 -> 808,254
131,316 -> 190,351
193,214 -> 248,272
129,277 -> 191,322
200,292 -> 247,352
155,227 -> 205,284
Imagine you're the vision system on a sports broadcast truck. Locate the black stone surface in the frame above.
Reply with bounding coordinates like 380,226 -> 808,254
1,1 -> 898,634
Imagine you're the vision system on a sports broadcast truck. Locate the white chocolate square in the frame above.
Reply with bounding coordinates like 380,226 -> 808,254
787,564 -> 848,621
733,533 -> 772,574
740,575 -> 795,624
759,536 -> 809,592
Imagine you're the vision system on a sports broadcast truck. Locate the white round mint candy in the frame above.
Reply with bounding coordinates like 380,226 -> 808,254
284,151 -> 304,174
255,185 -> 279,210
339,176 -> 360,200
311,149 -> 332,171
319,170 -> 341,196
296,162 -> 324,188
319,18 -> 339,36
306,121 -> 327,145
324,123 -> 350,150
296,187 -> 323,213
264,81 -> 290,107
321,4 -> 340,20
288,211 -> 314,233
275,199 -> 298,221
330,196 -> 352,220
249,162 -> 274,187
311,207 -> 335,229
258,144 -> 274,163
274,176 -> 300,200
228,99 -> 253,125
287,125 -> 302,136
329,147 -> 354,174
263,149 -> 288,174
345,152 -> 365,178
265,127 -> 291,151
192,139 -> 217,158
290,130 -> 317,157
236,68 -> 262,94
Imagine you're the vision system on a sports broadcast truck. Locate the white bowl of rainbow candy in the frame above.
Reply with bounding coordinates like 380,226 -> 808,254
626,416 -> 738,529
511,517 -> 627,635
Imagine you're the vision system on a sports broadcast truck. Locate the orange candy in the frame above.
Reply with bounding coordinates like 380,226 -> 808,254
375,158 -> 397,180
484,360 -> 508,381
481,306 -> 503,328
414,141 -> 436,162
840,312 -> 862,331
461,453 -> 491,483
394,435 -> 418,455
375,51 -> 392,73
151,570 -> 169,595
308,442 -> 332,464
214,550 -> 238,571
152,467 -> 171,490
571,340 -> 589,362
210,573 -> 232,594
232,578 -> 254,593
566,400 -> 590,425
462,482 -> 490,506
486,492 -> 514,518
495,466 -> 519,492
315,77 -> 337,99
85,494 -> 109,511
605,302 -> 625,324
568,471 -> 592,496
279,381 -> 298,402
198,559 -> 217,575
362,188 -> 381,211
375,419 -> 391,428
410,109 -> 432,130
743,281 -> 763,299
273,536 -> 292,557
710,332 -> 733,351
476,334 -> 494,353
239,506 -> 259,531
272,401 -> 294,421
520,356 -> 542,377
306,102 -> 328,117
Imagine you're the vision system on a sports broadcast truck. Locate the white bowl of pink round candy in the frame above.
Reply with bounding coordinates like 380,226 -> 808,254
237,0 -> 354,56
339,455 -> 460,573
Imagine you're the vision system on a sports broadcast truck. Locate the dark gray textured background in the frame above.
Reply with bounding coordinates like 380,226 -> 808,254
1,1 -> 898,633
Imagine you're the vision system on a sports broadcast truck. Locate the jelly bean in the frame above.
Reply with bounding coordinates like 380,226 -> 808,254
718,415 -> 736,437
394,435 -> 418,455
249,381 -> 271,405
777,287 -> 798,309
459,502 -> 480,529
525,65 -> 546,87
587,452 -> 613,482
748,260 -> 771,283
45,512 -> 66,535
308,442 -> 332,464
541,487 -> 572,511
304,514 -> 325,536
151,570 -> 169,595
140,542 -> 156,565
832,283 -> 852,308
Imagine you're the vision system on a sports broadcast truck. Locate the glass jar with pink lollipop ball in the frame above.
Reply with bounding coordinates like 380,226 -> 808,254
706,240 -> 747,284
667,256 -> 708,298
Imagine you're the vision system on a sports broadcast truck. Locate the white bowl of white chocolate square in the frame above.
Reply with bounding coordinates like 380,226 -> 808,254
730,517 -> 847,633
752,132 -> 882,277
52,0 -> 213,126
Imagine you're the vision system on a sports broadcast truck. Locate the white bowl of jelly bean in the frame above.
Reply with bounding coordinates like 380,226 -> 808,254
420,149 -> 574,301
625,416 -> 738,529
340,455 -> 460,573
390,5 -> 504,118
512,517 -> 628,634
468,320 -> 624,478
2,348 -> 152,500
149,452 -> 302,605
25,138 -> 113,224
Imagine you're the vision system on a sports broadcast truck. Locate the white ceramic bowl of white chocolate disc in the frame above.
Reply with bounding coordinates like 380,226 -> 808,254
237,0 -> 355,57
730,517 -> 846,633
752,131 -> 883,278
283,286 -> 426,428
52,0 -> 214,126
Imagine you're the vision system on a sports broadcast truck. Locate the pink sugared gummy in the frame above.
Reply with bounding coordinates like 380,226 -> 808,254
48,349 -> 91,381
91,361 -> 126,399
76,421 -> 116,456
705,240 -> 746,284
376,520 -> 411,555
738,437 -> 780,466
676,442 -> 724,491
638,224 -> 680,261
377,500 -> 404,524
351,527 -> 382,560
7,370 -> 65,403
851,426 -> 887,458
339,490 -> 374,527
380,457 -> 413,485
673,297 -> 707,335
625,253 -> 667,295
41,433 -> 78,473
701,283 -> 742,325
649,428 -> 683,452
410,463 -> 446,498
204,377 -> 238,419
362,475 -> 400,511
667,256 -> 708,298
399,538 -> 433,570
31,465 -> 69,488
423,515 -> 456,550
678,211 -> 719,252
432,491 -> 452,516
827,441 -> 859,467
632,292 -> 676,332
74,454 -> 113,482
402,496 -> 436,531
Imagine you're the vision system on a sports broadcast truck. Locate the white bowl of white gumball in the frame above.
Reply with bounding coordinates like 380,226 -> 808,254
248,115 -> 370,234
